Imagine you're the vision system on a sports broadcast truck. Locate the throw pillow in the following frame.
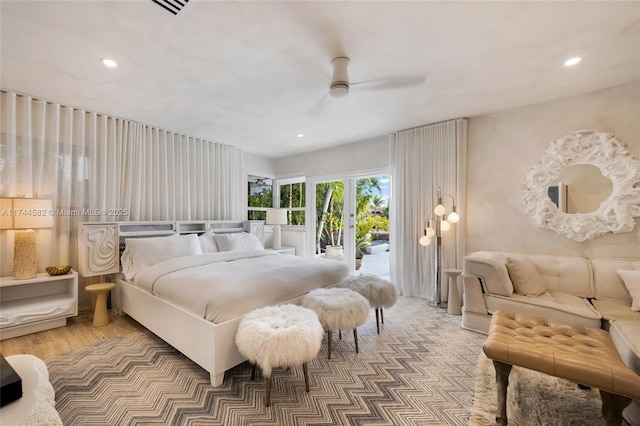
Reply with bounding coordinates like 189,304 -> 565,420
213,232 -> 263,252
506,256 -> 546,297
617,269 -> 640,311
121,233 -> 202,281
198,233 -> 219,253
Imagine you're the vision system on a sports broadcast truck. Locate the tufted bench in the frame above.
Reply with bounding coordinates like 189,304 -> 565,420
483,310 -> 640,426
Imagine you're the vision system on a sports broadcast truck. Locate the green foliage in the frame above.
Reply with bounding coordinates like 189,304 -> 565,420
280,182 -> 305,225
248,181 -> 272,208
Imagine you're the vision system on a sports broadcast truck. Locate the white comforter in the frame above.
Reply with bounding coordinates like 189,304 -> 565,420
132,250 -> 349,324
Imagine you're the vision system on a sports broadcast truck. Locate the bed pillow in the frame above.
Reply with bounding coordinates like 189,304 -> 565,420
213,232 -> 263,252
617,269 -> 640,311
121,233 -> 202,281
198,233 -> 219,253
506,256 -> 546,297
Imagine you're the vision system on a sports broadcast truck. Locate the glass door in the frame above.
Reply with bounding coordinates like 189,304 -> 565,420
313,179 -> 347,261
310,174 -> 390,278
354,175 -> 390,279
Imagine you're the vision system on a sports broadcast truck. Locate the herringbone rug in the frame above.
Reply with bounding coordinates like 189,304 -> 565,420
47,296 -> 486,425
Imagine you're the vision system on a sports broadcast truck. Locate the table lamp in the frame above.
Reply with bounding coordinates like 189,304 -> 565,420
266,208 -> 287,250
1,198 -> 54,279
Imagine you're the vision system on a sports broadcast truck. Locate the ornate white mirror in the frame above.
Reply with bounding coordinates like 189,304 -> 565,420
523,129 -> 640,242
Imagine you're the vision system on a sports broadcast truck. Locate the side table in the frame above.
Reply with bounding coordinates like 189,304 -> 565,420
85,283 -> 116,327
444,269 -> 463,315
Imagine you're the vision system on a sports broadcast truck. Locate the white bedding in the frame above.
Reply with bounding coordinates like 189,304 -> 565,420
131,250 -> 349,324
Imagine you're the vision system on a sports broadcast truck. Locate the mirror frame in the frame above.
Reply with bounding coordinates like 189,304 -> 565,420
522,129 -> 640,242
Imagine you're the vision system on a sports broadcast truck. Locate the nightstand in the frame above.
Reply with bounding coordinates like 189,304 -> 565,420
268,247 -> 296,255
0,271 -> 78,340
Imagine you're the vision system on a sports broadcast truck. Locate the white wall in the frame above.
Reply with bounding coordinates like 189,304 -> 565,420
465,81 -> 640,258
280,82 -> 640,259
245,152 -> 277,178
275,135 -> 389,178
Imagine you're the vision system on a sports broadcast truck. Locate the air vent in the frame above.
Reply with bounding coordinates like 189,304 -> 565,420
151,0 -> 190,15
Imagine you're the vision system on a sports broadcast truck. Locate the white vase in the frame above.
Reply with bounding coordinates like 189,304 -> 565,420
325,245 -> 344,260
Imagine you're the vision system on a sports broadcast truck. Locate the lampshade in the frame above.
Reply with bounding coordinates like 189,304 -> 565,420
419,235 -> 431,246
448,211 -> 460,223
0,198 -> 54,229
440,220 -> 450,231
434,204 -> 446,216
426,227 -> 436,238
265,208 -> 287,225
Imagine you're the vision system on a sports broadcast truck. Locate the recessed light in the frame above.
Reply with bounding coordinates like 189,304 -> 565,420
101,58 -> 118,68
297,133 -> 304,138
564,57 -> 582,67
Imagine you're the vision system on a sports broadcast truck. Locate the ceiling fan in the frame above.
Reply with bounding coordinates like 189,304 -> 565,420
328,56 -> 427,98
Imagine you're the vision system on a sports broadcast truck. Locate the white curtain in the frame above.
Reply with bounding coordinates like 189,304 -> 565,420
389,118 -> 467,300
0,91 -> 246,276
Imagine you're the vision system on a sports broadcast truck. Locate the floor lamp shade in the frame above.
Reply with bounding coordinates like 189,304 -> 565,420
266,208 -> 287,250
0,198 -> 54,279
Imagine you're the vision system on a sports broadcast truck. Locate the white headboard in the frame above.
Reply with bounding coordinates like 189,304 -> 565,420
77,220 -> 264,277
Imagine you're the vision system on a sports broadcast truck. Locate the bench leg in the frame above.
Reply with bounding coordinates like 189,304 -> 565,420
493,360 -> 512,426
303,362 -> 310,393
265,376 -> 272,407
599,390 -> 631,426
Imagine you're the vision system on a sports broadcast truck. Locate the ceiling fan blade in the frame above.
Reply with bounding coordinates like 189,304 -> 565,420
351,74 -> 428,91
306,92 -> 331,115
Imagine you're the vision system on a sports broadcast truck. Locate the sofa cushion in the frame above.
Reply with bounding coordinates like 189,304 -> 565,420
610,320 -> 640,373
618,270 -> 640,311
592,258 -> 640,302
506,256 -> 546,296
484,291 -> 602,330
592,299 -> 640,322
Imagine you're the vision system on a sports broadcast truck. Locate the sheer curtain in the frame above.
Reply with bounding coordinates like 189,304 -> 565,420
0,90 -> 245,276
389,118 -> 467,300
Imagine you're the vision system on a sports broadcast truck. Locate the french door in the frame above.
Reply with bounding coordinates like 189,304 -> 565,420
307,171 -> 389,276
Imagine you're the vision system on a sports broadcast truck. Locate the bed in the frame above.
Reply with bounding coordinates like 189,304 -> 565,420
77,220 -> 349,386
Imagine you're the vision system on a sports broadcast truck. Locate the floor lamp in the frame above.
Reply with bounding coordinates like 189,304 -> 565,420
419,187 -> 459,308
0,197 -> 54,279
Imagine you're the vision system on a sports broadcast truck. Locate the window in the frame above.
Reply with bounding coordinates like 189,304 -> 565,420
279,178 -> 305,225
248,176 -> 272,221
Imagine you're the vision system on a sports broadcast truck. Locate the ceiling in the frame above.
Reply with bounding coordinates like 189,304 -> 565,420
1,1 -> 639,158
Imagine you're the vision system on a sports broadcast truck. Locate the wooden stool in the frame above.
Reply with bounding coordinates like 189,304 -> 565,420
85,283 -> 115,327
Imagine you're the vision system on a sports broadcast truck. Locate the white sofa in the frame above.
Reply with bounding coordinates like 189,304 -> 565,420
462,251 -> 640,425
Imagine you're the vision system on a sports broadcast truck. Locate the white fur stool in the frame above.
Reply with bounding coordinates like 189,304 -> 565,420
337,275 -> 397,334
235,304 -> 323,407
302,288 -> 370,359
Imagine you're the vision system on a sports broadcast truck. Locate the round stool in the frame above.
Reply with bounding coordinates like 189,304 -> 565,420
302,288 -> 370,359
336,274 -> 397,334
85,283 -> 116,327
235,304 -> 323,407
444,269 -> 463,315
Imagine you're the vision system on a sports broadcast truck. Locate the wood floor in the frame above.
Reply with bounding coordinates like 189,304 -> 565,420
0,310 -> 146,360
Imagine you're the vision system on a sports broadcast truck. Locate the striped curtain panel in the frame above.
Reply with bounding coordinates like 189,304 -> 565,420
0,90 -> 246,276
389,118 -> 467,301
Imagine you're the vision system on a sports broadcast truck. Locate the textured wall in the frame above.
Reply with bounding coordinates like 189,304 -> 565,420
466,82 -> 640,258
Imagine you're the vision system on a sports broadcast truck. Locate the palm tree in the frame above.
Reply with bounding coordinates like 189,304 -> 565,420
315,181 -> 344,253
